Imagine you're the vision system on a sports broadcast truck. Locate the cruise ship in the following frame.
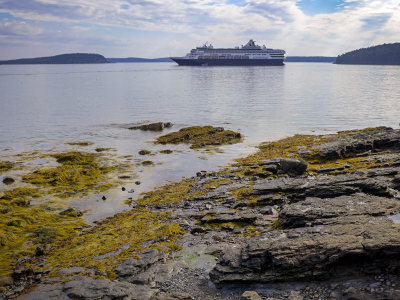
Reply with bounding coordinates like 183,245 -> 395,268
170,39 -> 285,66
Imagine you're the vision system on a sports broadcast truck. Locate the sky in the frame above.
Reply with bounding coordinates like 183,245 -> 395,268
0,0 -> 399,60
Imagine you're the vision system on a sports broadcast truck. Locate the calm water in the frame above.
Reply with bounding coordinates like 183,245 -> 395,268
1,62 -> 400,222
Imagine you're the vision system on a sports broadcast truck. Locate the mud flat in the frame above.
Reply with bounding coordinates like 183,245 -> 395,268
3,127 -> 400,300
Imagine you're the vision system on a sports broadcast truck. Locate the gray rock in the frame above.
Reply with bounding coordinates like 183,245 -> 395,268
58,267 -> 86,275
210,194 -> 400,285
19,276 -> 157,300
280,158 -> 308,176
113,248 -> 166,280
151,291 -> 193,300
0,276 -> 13,287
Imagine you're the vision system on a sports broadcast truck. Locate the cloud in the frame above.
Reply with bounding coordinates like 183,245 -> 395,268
0,0 -> 399,58
0,19 -> 44,36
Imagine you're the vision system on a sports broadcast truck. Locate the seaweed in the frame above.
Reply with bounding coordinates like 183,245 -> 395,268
156,126 -> 242,149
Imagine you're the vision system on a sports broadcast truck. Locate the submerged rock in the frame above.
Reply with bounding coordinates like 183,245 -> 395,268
129,122 -> 172,131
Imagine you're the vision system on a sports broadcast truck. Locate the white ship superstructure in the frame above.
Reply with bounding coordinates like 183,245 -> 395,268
170,39 -> 285,66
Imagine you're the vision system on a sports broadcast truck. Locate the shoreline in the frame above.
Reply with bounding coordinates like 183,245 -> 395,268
2,126 -> 400,299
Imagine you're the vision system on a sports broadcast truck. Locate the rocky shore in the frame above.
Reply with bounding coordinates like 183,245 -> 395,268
3,127 -> 400,300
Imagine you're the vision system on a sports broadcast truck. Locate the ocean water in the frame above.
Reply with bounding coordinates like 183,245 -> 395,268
1,62 -> 400,222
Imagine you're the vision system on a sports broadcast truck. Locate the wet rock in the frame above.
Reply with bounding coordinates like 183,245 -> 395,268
58,207 -> 83,217
130,122 -> 172,131
2,177 -> 15,185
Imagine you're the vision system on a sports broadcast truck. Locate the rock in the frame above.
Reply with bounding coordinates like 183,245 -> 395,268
34,246 -> 45,257
210,193 -> 400,285
58,267 -> 86,275
241,291 -> 262,300
12,267 -> 34,281
2,177 -> 15,185
130,122 -> 172,131
0,276 -> 13,287
113,249 -> 166,281
18,276 -> 157,300
279,158 -> 308,176
151,291 -> 193,300
58,207 -> 83,217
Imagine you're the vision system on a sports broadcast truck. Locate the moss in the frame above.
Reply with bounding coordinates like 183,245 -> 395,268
0,161 -> 13,172
138,149 -> 151,155
141,160 -> 154,166
40,208 -> 184,279
21,151 -> 119,196
156,126 -> 242,149
0,203 -> 85,276
160,150 -> 173,154
66,141 -> 94,146
1,188 -> 41,202
138,178 -> 203,206
95,148 -> 112,152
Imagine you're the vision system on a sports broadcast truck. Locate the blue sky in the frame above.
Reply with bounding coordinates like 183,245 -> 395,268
0,0 -> 398,59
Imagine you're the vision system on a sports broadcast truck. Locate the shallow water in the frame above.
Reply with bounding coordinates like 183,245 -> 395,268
1,62 -> 400,222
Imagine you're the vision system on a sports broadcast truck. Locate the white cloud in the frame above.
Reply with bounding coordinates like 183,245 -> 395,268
0,0 -> 399,58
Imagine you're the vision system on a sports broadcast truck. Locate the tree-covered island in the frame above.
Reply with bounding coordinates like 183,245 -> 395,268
0,53 -> 108,65
335,43 -> 400,65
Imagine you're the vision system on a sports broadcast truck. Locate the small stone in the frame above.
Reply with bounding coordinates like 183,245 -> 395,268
241,291 -> 262,300
122,187 -> 126,191
135,181 -> 141,185
102,196 -> 106,200
34,246 -> 45,257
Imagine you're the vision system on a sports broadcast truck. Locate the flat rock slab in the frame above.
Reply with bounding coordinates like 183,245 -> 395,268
19,276 -> 157,300
210,194 -> 400,285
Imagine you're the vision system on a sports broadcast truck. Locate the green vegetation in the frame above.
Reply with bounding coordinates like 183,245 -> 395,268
40,208 -> 184,279
138,149 -> 151,155
0,53 -> 108,65
336,43 -> 400,65
0,161 -> 13,172
21,151 -> 118,197
0,149 -> 131,277
156,126 -> 242,149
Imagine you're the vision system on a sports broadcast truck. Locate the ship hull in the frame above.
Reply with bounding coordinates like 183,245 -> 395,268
170,58 -> 284,66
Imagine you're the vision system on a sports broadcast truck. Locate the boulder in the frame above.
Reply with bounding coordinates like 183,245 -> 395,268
241,291 -> 262,300
279,158 -> 308,176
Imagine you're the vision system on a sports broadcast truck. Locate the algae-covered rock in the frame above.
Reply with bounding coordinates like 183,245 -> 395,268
2,177 -> 15,185
130,122 -> 172,131
139,149 -> 151,155
156,126 -> 242,149
0,161 -> 13,172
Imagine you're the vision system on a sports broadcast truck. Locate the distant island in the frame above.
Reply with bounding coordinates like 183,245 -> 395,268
0,53 -> 108,65
336,43 -> 400,65
107,57 -> 173,63
285,56 -> 336,63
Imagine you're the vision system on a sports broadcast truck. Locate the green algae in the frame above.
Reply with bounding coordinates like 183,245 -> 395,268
138,149 -> 151,155
21,151 -> 118,196
160,149 -> 173,154
138,179 -> 203,206
0,161 -> 13,172
95,148 -> 112,152
0,201 -> 85,276
0,149 -> 132,277
156,126 -> 242,149
40,208 -> 184,279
